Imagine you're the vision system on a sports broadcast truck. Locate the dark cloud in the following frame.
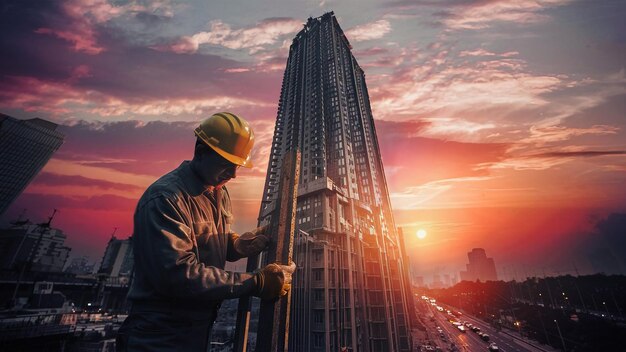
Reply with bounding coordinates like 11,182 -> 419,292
0,0 -> 284,112
133,12 -> 172,29
0,1 -> 73,81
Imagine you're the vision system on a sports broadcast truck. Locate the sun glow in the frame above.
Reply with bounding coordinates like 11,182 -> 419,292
417,229 -> 427,239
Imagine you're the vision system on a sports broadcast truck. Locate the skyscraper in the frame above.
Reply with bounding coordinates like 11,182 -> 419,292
259,12 -> 412,352
0,114 -> 64,216
459,248 -> 498,282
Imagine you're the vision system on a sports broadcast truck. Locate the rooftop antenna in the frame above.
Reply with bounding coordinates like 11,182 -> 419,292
37,208 -> 57,231
110,227 -> 118,239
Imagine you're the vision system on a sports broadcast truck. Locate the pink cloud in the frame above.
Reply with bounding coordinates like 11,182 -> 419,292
166,18 -> 303,54
442,0 -> 572,30
370,54 -> 563,121
0,76 -> 95,114
35,27 -> 104,55
354,47 -> 390,57
0,74 -> 274,119
225,68 -> 251,73
345,19 -> 391,42
459,49 -> 519,57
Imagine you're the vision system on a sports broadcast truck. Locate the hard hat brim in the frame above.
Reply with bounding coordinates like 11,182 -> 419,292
195,129 -> 254,168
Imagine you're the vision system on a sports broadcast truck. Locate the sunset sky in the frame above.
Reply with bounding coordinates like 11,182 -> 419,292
1,0 -> 625,282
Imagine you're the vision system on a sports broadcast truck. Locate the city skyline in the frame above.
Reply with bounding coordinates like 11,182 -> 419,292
1,0 -> 625,279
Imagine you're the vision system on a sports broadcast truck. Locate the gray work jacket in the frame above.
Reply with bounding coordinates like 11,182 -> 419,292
127,161 -> 256,310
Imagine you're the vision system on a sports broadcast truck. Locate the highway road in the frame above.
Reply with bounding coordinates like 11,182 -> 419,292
416,297 -> 550,352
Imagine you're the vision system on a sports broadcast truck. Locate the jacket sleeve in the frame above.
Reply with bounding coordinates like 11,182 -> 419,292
226,232 -> 244,262
135,194 -> 257,301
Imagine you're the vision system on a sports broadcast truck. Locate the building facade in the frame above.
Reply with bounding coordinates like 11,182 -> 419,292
65,255 -> 96,275
0,224 -> 71,273
98,236 -> 133,278
259,12 -> 412,352
459,248 -> 498,282
0,114 -> 64,216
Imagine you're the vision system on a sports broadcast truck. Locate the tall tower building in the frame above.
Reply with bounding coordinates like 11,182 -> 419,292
459,248 -> 498,282
0,114 -> 64,216
259,12 -> 412,352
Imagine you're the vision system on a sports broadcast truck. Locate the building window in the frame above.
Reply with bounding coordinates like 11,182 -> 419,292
314,269 -> 323,281
313,333 -> 324,348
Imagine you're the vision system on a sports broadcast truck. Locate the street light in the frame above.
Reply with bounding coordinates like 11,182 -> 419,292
554,319 -> 566,351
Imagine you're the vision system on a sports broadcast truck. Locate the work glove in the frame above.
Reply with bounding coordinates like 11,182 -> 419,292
233,225 -> 270,257
254,261 -> 296,300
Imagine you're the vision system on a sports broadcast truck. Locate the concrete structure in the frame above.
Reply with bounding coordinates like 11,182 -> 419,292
64,256 -> 96,275
0,114 -> 64,216
259,12 -> 412,352
98,236 -> 133,278
459,248 -> 498,282
0,224 -> 71,273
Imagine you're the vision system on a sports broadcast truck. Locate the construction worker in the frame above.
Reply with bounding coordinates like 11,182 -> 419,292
116,112 -> 295,352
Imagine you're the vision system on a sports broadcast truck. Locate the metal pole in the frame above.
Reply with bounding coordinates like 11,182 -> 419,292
256,150 -> 300,352
553,319 -> 566,351
234,151 -> 300,352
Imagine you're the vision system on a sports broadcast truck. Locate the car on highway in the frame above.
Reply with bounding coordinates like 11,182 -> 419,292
481,333 -> 490,341
488,343 -> 499,351
457,325 -> 466,333
471,326 -> 481,333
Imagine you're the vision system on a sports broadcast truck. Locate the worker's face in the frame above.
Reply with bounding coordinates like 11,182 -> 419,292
211,157 -> 239,188
195,148 -> 239,188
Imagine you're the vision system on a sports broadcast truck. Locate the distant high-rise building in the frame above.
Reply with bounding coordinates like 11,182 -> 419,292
0,223 -> 71,272
0,114 -> 64,216
98,236 -> 133,277
431,274 -> 444,289
414,276 -> 425,287
260,12 -> 413,352
459,248 -> 498,282
443,274 -> 451,287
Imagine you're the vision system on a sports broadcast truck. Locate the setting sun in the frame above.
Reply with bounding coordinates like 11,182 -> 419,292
416,229 -> 427,239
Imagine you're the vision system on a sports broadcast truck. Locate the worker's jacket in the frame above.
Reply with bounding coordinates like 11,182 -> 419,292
127,160 -> 257,309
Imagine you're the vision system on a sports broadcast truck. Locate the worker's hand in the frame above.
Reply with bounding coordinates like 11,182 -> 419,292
254,261 -> 296,300
233,225 -> 270,257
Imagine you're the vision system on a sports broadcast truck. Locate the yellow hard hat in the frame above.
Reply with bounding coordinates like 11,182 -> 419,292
194,112 -> 255,168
